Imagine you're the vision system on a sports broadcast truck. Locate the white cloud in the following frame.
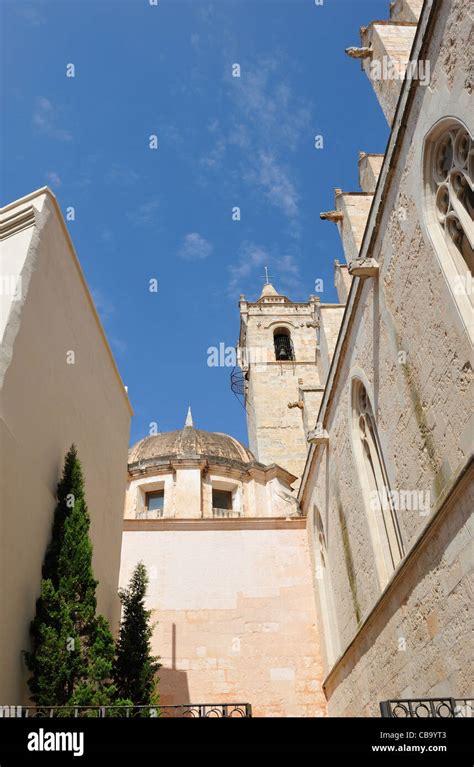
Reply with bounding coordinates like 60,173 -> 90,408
178,233 -> 213,261
45,171 -> 61,188
190,33 -> 201,53
33,97 -> 72,142
227,242 -> 270,296
236,68 -> 311,153
18,6 -> 45,26
91,288 -> 115,322
199,57 -> 311,227
101,230 -> 114,245
105,165 -> 140,186
128,199 -> 160,226
207,118 -> 220,134
227,242 -> 302,298
245,151 -> 299,219
110,336 -> 127,355
277,253 -> 303,293
200,138 -> 226,169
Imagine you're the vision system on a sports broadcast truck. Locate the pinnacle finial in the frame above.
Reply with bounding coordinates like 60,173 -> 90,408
185,406 -> 193,427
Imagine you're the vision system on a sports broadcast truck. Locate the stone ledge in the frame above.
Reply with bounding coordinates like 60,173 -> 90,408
123,517 -> 307,531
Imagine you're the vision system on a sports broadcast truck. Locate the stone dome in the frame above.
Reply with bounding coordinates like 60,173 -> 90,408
128,410 -> 255,467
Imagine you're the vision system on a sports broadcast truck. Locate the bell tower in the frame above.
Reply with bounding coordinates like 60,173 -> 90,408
238,281 -> 323,486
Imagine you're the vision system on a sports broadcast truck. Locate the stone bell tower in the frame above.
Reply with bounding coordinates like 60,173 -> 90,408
237,281 -> 323,487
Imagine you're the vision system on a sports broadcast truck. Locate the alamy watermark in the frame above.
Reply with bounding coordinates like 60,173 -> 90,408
370,489 -> 431,516
28,728 -> 84,757
370,57 -> 430,88
207,343 -> 268,370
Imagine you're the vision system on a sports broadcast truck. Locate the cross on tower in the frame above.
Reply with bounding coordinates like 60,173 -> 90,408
264,266 -> 270,285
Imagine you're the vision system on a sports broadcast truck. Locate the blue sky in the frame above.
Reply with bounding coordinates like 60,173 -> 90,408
1,0 -> 389,447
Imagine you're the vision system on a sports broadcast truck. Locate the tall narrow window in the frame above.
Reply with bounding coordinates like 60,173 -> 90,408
273,327 -> 294,361
352,379 -> 404,588
424,119 -> 473,332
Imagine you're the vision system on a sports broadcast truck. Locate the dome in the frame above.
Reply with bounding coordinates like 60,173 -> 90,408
128,409 -> 255,468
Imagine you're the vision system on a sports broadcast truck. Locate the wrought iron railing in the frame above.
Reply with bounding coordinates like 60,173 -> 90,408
2,703 -> 252,718
155,703 -> 251,717
380,698 -> 473,718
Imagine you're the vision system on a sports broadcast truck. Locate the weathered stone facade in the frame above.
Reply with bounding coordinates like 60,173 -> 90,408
120,0 -> 472,718
321,471 -> 473,716
238,286 -> 323,485
298,0 -> 473,715
3,0 -> 469,720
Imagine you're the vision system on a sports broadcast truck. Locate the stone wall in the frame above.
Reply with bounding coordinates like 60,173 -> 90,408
120,519 -> 326,717
242,297 -> 320,483
324,468 -> 473,716
300,0 -> 473,714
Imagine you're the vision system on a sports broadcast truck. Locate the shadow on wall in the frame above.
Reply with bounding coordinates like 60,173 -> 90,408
157,622 -> 191,708
158,667 -> 190,707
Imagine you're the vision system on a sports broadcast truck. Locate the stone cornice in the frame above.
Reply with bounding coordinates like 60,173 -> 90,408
0,203 -> 36,239
247,305 -> 313,313
123,516 -> 306,531
128,455 -> 297,485
360,18 -> 418,32
248,360 -> 317,368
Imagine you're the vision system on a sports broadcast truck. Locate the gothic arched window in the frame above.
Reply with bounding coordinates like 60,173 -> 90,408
273,328 -> 294,361
352,379 -> 404,588
424,119 -> 473,329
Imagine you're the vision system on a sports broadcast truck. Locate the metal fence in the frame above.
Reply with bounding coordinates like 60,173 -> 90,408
1,703 -> 252,718
380,698 -> 473,718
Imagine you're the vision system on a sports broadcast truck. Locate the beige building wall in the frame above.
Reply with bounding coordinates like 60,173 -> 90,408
300,0 -> 473,715
0,189 -> 132,704
120,519 -> 326,717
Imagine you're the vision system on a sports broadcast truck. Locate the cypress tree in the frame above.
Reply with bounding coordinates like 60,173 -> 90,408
113,562 -> 161,706
25,445 -> 116,707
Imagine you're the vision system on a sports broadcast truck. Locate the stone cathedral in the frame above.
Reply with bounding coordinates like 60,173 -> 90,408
0,0 -> 472,716
120,0 -> 473,717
